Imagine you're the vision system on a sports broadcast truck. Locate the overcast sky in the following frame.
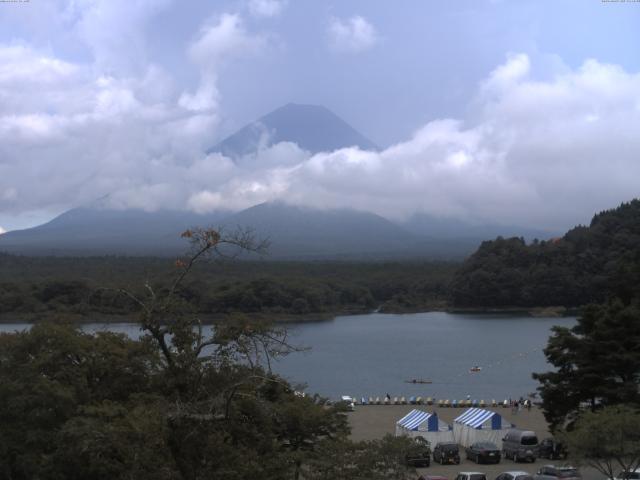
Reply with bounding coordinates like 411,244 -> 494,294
0,0 -> 639,233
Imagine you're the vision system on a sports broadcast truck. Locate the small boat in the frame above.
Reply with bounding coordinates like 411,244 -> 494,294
404,379 -> 433,384
469,366 -> 482,372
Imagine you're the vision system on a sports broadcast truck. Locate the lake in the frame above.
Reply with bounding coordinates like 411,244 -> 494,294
0,312 -> 574,401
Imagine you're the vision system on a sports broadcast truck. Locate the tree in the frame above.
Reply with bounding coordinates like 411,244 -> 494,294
561,405 -> 640,480
305,435 -> 417,480
0,323 -> 164,480
0,227 -> 365,480
533,299 -> 640,431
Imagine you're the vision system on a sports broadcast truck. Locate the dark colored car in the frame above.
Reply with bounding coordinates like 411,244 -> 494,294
537,438 -> 567,460
534,465 -> 581,480
405,437 -> 431,468
433,442 -> 461,465
466,442 -> 501,464
418,476 -> 448,480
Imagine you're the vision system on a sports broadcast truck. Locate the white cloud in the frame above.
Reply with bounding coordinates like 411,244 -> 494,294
176,54 -> 640,230
73,0 -> 174,75
188,13 -> 267,67
2,24 -> 640,234
482,53 -> 530,93
248,0 -> 286,18
328,16 -> 378,53
180,14 -> 268,115
0,226 -> 6,235
0,7 -> 270,222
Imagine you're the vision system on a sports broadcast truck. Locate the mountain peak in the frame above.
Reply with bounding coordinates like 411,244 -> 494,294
210,103 -> 378,159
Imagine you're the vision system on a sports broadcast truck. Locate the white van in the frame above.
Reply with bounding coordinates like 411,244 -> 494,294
502,429 -> 538,462
340,395 -> 355,411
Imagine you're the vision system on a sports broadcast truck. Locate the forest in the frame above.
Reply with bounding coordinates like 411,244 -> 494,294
0,254 -> 455,322
449,200 -> 640,308
1,200 -> 640,322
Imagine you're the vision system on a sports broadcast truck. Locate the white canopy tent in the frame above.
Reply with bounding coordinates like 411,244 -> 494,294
395,409 -> 454,444
453,408 -> 512,448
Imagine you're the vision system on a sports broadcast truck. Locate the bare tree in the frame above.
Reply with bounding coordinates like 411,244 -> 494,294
115,227 -> 301,398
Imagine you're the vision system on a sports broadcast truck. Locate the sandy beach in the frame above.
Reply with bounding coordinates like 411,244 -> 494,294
348,404 -> 550,442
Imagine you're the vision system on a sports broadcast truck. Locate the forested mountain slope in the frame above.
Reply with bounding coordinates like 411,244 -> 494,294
450,200 -> 640,308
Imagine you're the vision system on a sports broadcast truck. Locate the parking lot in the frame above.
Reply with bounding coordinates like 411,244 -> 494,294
414,455 -> 599,480
347,404 -> 601,480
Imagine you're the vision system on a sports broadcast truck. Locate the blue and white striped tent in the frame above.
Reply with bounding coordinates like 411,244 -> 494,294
453,408 -> 512,448
395,409 -> 454,443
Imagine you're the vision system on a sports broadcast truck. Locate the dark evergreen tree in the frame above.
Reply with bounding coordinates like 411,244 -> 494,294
450,199 -> 640,308
533,299 -> 640,431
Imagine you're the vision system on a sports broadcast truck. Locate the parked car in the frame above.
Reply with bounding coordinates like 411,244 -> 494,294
433,442 -> 461,465
466,441 -> 501,464
538,438 -> 567,460
340,395 -> 355,411
613,469 -> 640,480
495,471 -> 534,480
534,465 -> 581,480
418,476 -> 448,480
405,437 -> 431,468
454,472 -> 487,480
502,429 -> 539,463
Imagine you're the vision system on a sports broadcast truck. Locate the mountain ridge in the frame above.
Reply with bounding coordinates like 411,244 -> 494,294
0,202 -> 490,259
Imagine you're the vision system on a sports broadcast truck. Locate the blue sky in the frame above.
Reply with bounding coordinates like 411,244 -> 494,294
0,0 -> 639,231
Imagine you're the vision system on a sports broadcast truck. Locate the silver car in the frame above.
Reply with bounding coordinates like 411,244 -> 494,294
455,472 -> 487,480
534,465 -> 581,480
496,471 -> 534,480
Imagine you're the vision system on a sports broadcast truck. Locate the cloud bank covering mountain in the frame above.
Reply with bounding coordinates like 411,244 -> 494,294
0,0 -> 639,236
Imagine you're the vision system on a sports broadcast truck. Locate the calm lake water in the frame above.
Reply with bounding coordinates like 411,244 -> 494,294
0,312 -> 575,401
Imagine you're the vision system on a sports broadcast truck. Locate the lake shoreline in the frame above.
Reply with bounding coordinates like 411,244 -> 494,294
0,304 -> 580,325
446,305 -> 581,317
